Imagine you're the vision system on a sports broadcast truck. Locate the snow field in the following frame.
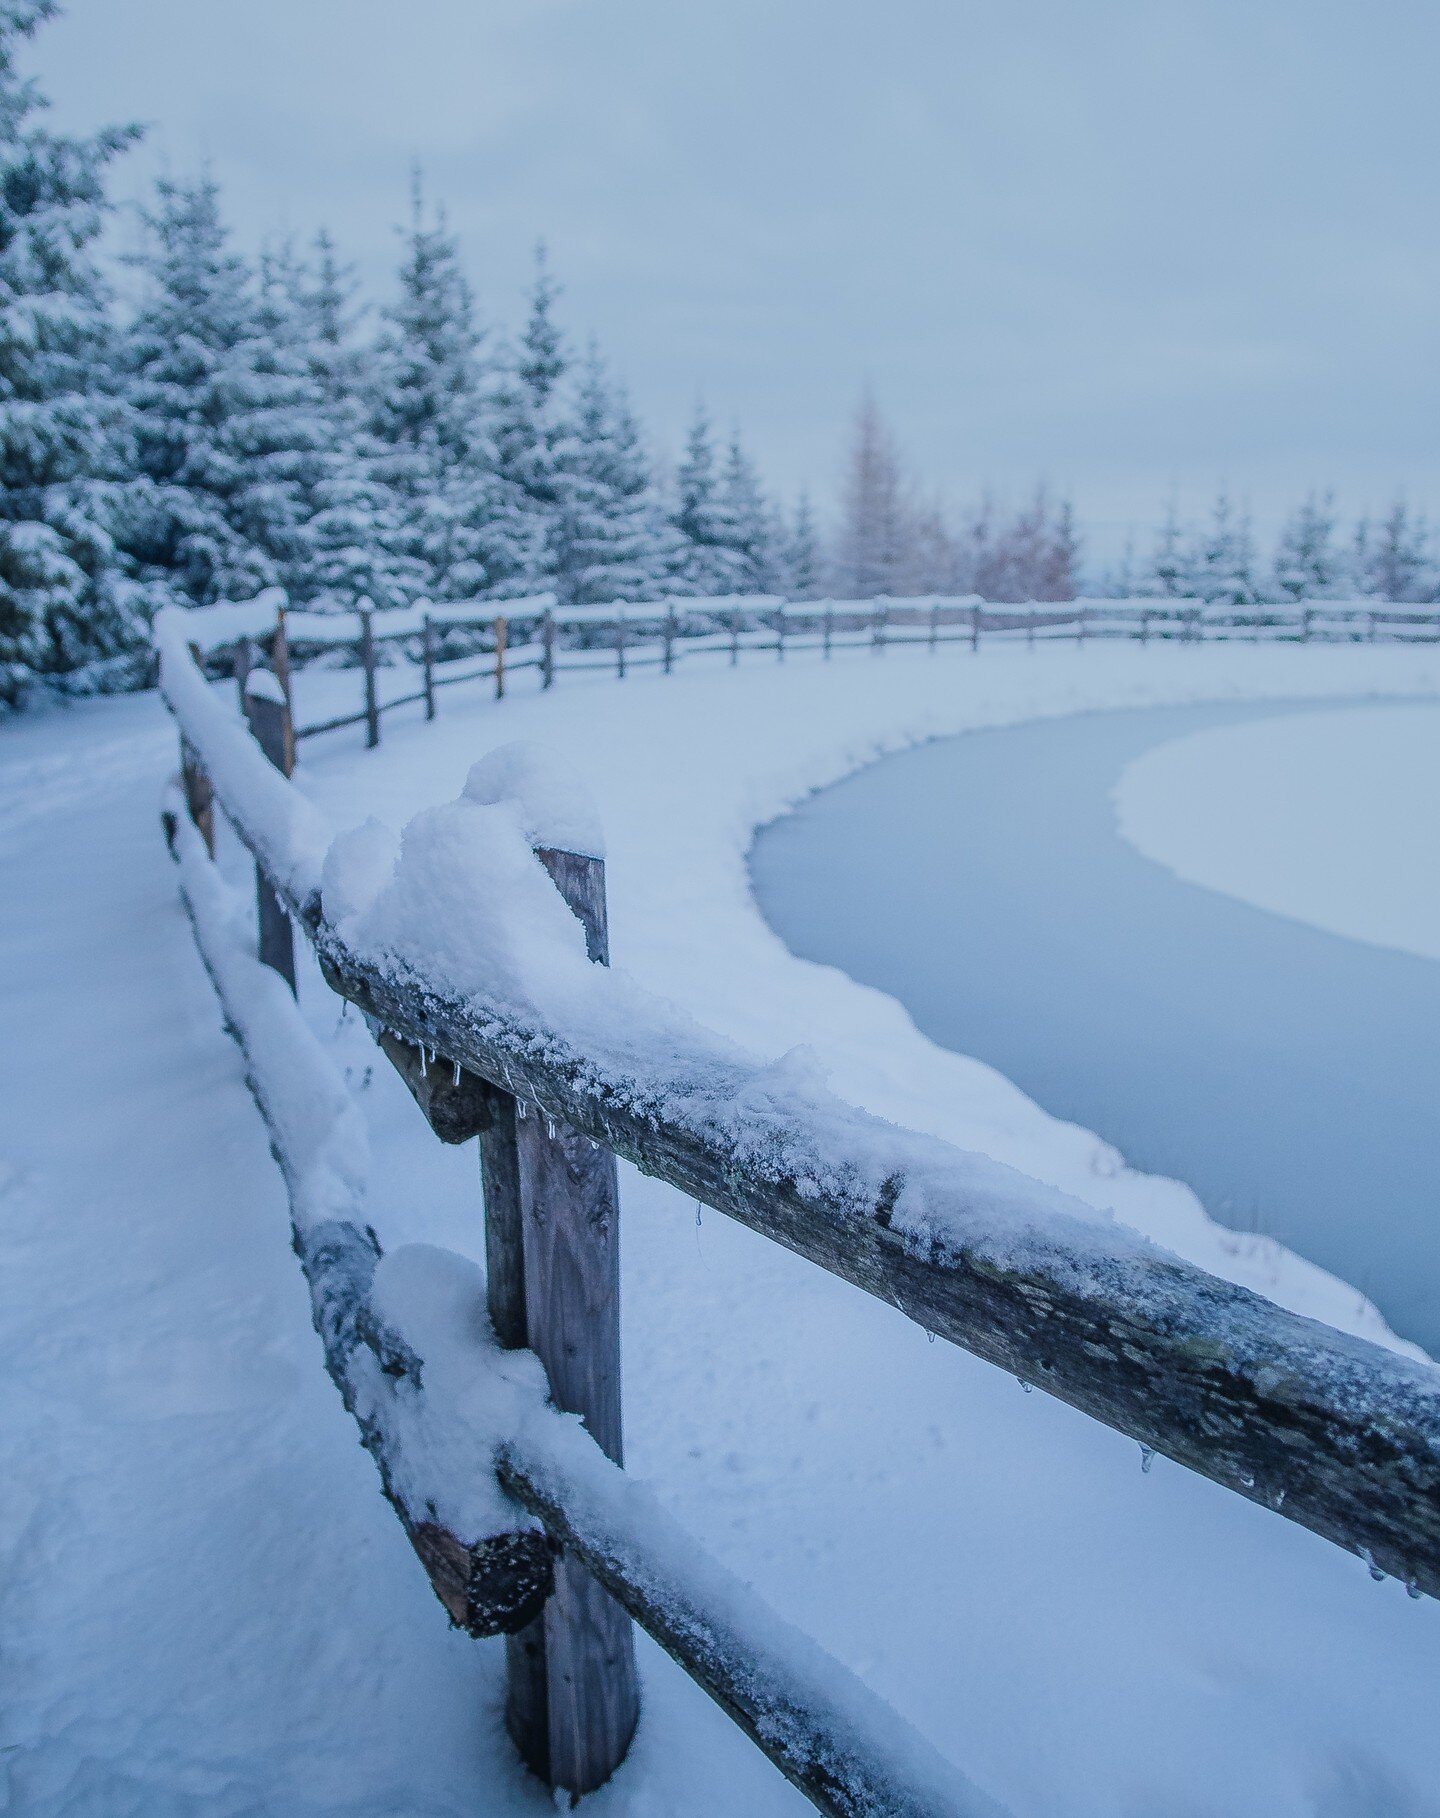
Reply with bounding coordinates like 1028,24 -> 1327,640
3,636 -> 1439,1816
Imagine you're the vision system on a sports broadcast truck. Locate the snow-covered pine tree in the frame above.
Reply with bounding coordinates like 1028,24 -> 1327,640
0,0 -> 141,705
1361,497 -> 1431,601
1272,490 -> 1340,600
719,432 -> 774,591
784,492 -> 824,599
368,186 -> 533,602
123,176 -> 321,611
1137,497 -> 1190,598
1191,492 -> 1259,604
294,230 -> 422,610
549,346 -> 662,603
487,243 -> 567,595
671,405 -> 748,595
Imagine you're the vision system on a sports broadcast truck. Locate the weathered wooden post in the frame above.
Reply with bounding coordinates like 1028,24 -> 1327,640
776,602 -> 787,663
928,598 -> 939,653
242,669 -> 297,994
872,599 -> 887,655
359,603 -> 380,749
822,599 -> 834,659
1368,609 -> 1378,643
479,837 -> 639,1799
729,609 -> 740,667
179,736 -> 215,859
541,608 -> 556,689
662,599 -> 677,675
270,604 -> 293,717
1077,605 -> 1088,649
1301,605 -> 1313,643
232,635 -> 254,706
495,615 -> 508,700
1026,604 -> 1036,651
421,612 -> 437,720
615,611 -> 627,680
970,603 -> 981,652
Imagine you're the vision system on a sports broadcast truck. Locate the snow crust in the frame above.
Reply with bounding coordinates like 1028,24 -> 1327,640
1115,700 -> 1440,962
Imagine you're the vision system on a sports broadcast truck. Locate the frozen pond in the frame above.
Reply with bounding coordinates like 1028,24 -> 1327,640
750,699 -> 1440,1354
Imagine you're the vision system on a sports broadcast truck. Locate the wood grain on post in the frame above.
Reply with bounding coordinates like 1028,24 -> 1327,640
500,842 -> 639,1798
179,735 -> 215,859
360,605 -> 380,748
421,613 -> 437,720
270,606 -> 293,717
243,672 -> 298,994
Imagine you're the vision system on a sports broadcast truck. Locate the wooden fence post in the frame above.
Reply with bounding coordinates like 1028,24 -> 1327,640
662,599 -> 676,675
1139,607 -> 1149,646
822,599 -> 834,659
233,636 -> 254,706
1026,605 -> 1035,651
242,670 -> 297,994
729,609 -> 740,668
421,612 -> 437,720
615,611 -> 627,680
971,603 -> 981,652
1301,605 -> 1313,643
480,843 -> 639,1798
872,599 -> 887,655
495,615 -> 508,700
928,599 -> 939,653
359,603 -> 380,749
541,608 -> 556,689
776,602 -> 786,663
270,605 -> 293,717
1368,609 -> 1378,643
1077,605 -> 1088,649
179,736 -> 215,859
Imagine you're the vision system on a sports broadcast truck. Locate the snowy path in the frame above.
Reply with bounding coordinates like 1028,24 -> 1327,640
4,642 -> 1440,1816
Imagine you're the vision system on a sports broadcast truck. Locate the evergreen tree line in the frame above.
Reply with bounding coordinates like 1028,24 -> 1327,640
0,2 -> 817,707
1099,490 -> 1439,606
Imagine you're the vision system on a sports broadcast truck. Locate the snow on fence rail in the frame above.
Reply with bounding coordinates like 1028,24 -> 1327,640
179,587 -> 1440,750
153,606 -> 1440,1811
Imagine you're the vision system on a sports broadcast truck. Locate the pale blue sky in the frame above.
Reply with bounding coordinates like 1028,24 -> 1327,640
42,0 -> 1440,557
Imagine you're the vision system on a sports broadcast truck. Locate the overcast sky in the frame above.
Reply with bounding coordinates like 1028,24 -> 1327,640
40,0 -> 1440,560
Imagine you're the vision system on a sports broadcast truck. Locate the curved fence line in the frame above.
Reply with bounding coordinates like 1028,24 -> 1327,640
181,588 -> 1440,752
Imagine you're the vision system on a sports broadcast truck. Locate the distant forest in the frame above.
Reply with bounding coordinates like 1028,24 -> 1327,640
2,0 -> 1433,708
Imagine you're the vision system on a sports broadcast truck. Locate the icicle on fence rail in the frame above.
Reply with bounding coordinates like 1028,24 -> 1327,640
178,586 -> 1440,750
155,607 -> 1440,1813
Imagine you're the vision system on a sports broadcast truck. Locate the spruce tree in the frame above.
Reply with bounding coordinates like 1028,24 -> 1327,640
1362,497 -> 1430,601
1272,491 -> 1339,600
672,405 -> 747,595
368,187 -> 533,601
488,243 -> 566,593
550,346 -> 660,603
294,231 -> 420,609
1138,497 -> 1190,598
720,432 -> 773,590
1192,492 -> 1259,604
0,0 -> 141,703
123,176 -> 321,611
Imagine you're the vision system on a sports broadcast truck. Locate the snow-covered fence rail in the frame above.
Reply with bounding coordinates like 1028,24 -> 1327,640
180,589 -> 1440,750
154,609 -> 1440,1810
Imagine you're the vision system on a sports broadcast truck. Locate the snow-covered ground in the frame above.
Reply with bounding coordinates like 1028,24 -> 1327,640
1114,700 -> 1440,963
4,640 -> 1440,1818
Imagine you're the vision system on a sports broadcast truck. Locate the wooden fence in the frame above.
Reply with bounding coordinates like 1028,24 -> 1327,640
191,587 -> 1440,750
156,603 -> 1440,1815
